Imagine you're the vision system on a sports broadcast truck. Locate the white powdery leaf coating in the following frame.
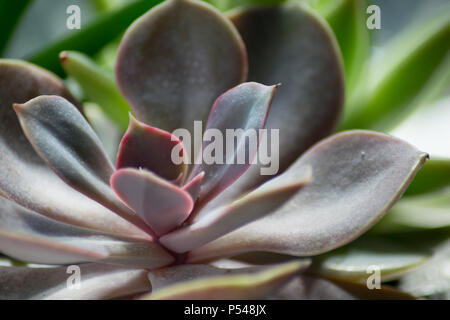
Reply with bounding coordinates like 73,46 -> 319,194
0,60 -> 148,239
0,196 -> 174,268
188,130 -> 428,262
0,263 -> 151,300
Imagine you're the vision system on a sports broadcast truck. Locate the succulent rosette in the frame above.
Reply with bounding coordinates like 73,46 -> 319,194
0,0 -> 448,300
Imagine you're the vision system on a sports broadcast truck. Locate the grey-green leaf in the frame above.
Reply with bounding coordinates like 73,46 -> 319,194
188,131 -> 427,262
0,196 -> 174,268
0,59 -> 145,238
14,95 -> 149,233
218,1 -> 344,200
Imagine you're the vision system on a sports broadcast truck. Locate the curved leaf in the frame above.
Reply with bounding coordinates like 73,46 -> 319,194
111,168 -> 193,236
160,171 -> 310,253
59,51 -> 131,131
116,0 -> 247,140
0,263 -> 151,300
188,131 -> 427,262
310,236 -> 430,282
14,95 -> 151,232
116,115 -> 187,181
0,59 -> 145,238
188,82 -> 278,205
0,196 -> 174,268
221,2 -> 344,197
144,260 -> 308,300
183,171 -> 205,202
28,0 -> 165,76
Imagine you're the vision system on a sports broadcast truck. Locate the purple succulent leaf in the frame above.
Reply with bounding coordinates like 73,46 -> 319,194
111,168 -> 194,236
0,60 -> 147,238
271,275 -> 415,300
213,2 -> 345,204
143,260 -> 309,300
115,0 -> 247,141
182,171 -> 205,202
188,82 -> 279,206
160,170 -> 311,253
14,95 -> 154,234
116,115 -> 187,181
0,196 -> 174,268
188,131 -> 428,262
0,263 -> 151,300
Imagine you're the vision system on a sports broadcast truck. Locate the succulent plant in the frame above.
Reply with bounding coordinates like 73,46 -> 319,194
0,0 -> 448,300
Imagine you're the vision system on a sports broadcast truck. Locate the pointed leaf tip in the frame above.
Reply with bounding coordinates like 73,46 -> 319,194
116,114 -> 187,181
115,0 -> 247,136
188,82 -> 279,207
188,131 -> 428,261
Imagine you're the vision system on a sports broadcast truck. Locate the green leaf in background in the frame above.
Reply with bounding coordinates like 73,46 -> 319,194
309,0 -> 371,110
405,159 -> 450,197
373,191 -> 450,233
60,50 -> 131,131
0,0 -> 33,55
27,0 -> 164,77
341,7 -> 450,131
204,0 -> 288,12
310,236 -> 430,282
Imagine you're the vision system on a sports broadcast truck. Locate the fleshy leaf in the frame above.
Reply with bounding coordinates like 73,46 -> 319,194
116,115 -> 187,181
222,2 -> 344,196
0,196 -> 174,268
0,263 -> 151,300
373,190 -> 450,233
111,168 -> 193,236
0,59 -> 146,238
116,0 -> 247,137
271,275 -> 415,300
188,82 -> 278,205
143,261 -> 307,300
59,51 -> 132,131
188,131 -> 427,262
310,236 -> 430,282
342,7 -> 450,130
14,95 -> 152,232
160,170 -> 311,253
